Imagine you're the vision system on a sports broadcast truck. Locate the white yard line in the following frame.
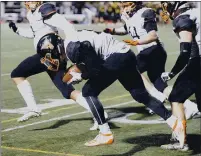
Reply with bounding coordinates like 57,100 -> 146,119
2,100 -> 135,132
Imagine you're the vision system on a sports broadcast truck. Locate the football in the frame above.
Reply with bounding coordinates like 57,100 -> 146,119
62,64 -> 82,83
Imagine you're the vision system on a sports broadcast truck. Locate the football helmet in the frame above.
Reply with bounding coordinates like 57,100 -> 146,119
120,2 -> 143,17
37,33 -> 66,71
24,1 -> 43,11
160,2 -> 189,22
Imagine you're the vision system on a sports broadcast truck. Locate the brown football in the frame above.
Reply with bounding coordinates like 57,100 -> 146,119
62,65 -> 82,83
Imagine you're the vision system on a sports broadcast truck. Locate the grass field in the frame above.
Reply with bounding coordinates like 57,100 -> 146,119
1,23 -> 201,156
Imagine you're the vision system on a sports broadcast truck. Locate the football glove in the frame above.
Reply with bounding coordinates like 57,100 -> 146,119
68,71 -> 82,85
161,72 -> 175,82
123,39 -> 139,46
9,21 -> 18,33
103,28 -> 115,35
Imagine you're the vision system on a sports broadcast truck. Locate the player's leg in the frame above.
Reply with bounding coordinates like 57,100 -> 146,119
137,48 -> 167,105
118,51 -> 177,127
82,60 -> 122,146
147,45 -> 168,93
11,54 -> 47,122
167,58 -> 199,148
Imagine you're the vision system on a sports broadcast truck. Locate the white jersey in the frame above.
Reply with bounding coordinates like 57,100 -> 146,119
65,30 -> 130,60
175,8 -> 200,56
122,8 -> 161,52
16,3 -> 77,50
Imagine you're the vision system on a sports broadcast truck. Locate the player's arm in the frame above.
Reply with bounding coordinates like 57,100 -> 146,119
40,3 -> 78,40
9,22 -> 34,38
138,9 -> 158,44
124,9 -> 158,46
66,41 -> 103,80
103,25 -> 128,36
161,16 -> 193,81
169,18 -> 193,77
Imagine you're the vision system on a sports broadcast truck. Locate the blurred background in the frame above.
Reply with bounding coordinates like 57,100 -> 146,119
0,1 -> 172,25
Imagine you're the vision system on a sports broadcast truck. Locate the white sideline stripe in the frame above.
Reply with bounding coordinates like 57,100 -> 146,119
1,73 -> 10,76
2,100 -> 135,132
1,52 -> 180,77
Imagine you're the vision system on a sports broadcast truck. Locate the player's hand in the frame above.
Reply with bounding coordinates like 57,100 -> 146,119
161,72 -> 175,82
9,21 -> 18,33
123,39 -> 139,46
68,71 -> 82,85
103,28 -> 114,34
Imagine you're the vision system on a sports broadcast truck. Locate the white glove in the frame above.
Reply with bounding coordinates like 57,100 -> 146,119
161,72 -> 174,82
68,71 -> 82,85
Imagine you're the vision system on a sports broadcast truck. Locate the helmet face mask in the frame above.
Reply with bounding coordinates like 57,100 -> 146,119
24,1 -> 43,11
120,2 -> 142,17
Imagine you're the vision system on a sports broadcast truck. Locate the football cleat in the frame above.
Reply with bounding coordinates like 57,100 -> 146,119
17,111 -> 42,122
172,120 -> 187,148
89,111 -> 108,131
161,143 -> 189,151
84,132 -> 114,147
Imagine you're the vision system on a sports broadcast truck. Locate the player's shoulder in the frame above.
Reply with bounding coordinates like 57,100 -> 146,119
38,3 -> 57,18
141,8 -> 156,19
173,13 -> 194,32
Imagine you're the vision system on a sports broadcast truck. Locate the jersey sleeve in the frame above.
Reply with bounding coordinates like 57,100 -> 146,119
39,3 -> 57,19
141,9 -> 158,33
16,27 -> 34,38
173,15 -> 195,33
44,13 -> 78,41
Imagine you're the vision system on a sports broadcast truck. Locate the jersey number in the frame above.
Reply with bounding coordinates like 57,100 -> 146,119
128,27 -> 140,39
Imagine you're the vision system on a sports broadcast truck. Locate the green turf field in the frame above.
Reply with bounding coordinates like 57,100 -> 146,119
1,23 -> 201,156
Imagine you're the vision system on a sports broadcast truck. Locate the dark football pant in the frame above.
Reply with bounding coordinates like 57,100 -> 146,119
137,45 -> 168,92
169,57 -> 201,111
11,54 -> 75,99
82,50 -> 171,125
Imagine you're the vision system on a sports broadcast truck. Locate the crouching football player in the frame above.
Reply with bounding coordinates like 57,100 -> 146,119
63,30 -> 181,147
8,1 -> 95,122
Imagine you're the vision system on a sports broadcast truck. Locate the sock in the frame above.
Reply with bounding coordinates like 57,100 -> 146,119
99,123 -> 112,134
76,93 -> 91,111
149,87 -> 167,103
166,115 -> 177,129
17,80 -> 40,112
184,99 -> 199,119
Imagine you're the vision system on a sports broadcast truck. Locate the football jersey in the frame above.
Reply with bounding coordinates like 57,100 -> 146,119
17,3 -> 77,50
173,8 -> 200,57
122,8 -> 162,52
65,30 -> 130,60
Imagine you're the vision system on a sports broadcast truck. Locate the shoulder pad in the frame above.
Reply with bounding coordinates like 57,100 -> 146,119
39,3 -> 56,18
141,9 -> 156,20
173,15 -> 195,32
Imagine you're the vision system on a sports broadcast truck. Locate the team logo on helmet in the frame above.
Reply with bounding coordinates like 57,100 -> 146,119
24,1 -> 43,11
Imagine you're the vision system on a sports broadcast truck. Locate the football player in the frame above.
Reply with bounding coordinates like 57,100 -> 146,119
103,2 -> 200,120
63,30 -> 181,147
160,2 -> 201,150
8,1 -> 96,122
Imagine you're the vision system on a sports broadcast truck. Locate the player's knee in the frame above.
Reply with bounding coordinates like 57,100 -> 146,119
11,68 -> 21,78
168,92 -> 186,103
61,88 -> 74,99
154,78 -> 168,92
82,85 -> 99,97
129,88 -> 150,103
